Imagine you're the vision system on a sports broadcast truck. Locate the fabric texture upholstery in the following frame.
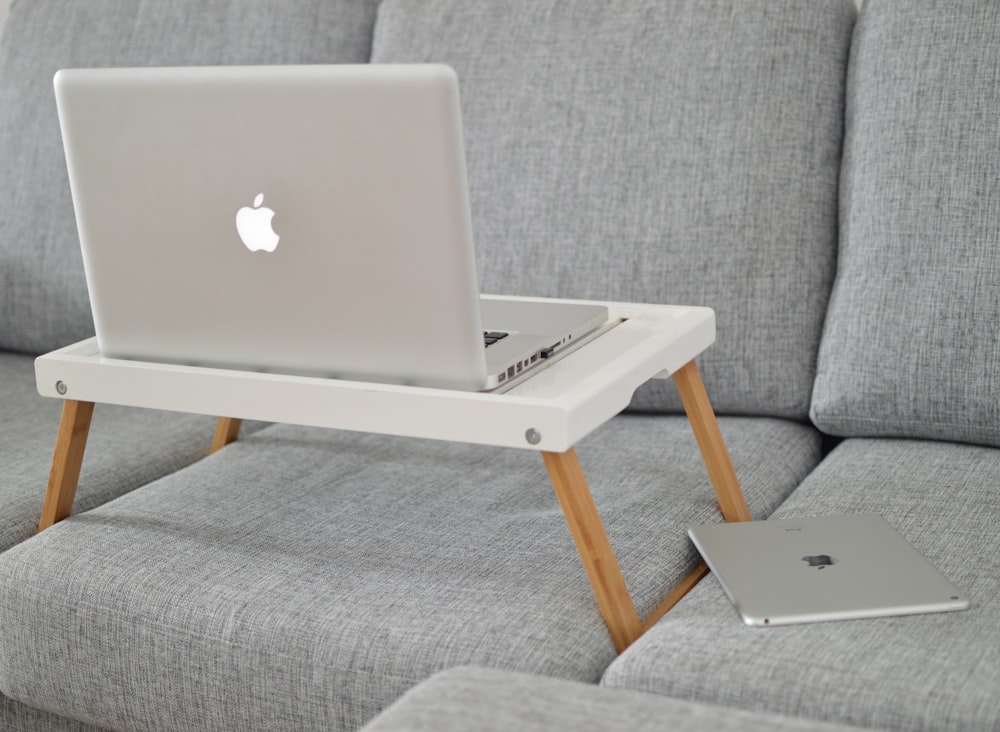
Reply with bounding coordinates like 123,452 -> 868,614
361,666 -> 872,732
810,0 -> 1000,446
0,0 -> 380,355
0,415 -> 820,731
603,438 -> 1000,732
372,0 -> 856,418
0,693 -> 104,732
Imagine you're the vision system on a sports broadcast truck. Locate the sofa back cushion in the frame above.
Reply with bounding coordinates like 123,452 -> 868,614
810,0 -> 1000,445
372,0 -> 855,417
0,0 -> 379,355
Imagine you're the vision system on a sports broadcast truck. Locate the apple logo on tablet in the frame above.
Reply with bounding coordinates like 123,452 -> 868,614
236,193 -> 280,252
802,554 -> 838,569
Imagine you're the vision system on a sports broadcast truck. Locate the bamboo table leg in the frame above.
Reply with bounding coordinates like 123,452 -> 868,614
211,417 -> 242,453
672,360 -> 751,523
39,400 -> 95,531
40,408 -> 241,533
543,448 -> 642,653
543,363 -> 749,651
640,561 -> 709,633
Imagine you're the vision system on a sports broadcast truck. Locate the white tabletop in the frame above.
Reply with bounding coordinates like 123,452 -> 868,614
35,296 -> 714,452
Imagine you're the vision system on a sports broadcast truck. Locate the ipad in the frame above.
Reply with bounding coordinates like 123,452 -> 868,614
689,514 -> 969,626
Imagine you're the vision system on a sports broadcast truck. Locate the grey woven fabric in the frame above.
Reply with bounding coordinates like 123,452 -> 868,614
361,666 -> 870,732
603,438 -> 1000,732
810,0 -> 1000,445
0,351 -> 238,554
0,0 -> 380,355
372,0 -> 855,418
0,415 -> 820,731
0,693 -> 105,732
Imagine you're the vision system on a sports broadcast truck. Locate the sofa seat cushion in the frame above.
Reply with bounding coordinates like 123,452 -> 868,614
372,0 -> 856,419
361,666 -> 872,732
0,351 -> 232,554
602,438 -> 1000,732
0,415 -> 820,731
0,0 -> 380,355
810,0 -> 1000,445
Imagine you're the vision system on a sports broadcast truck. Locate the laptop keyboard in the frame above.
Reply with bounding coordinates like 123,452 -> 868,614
484,331 -> 509,347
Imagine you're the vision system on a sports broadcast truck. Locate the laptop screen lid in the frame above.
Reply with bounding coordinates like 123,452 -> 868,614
55,64 -> 496,390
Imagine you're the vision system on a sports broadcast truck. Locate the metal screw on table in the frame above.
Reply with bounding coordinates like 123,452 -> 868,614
525,428 -> 542,445
55,381 -> 68,395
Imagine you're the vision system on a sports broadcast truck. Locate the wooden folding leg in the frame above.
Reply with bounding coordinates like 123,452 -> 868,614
39,400 -> 95,531
543,448 -> 642,653
211,417 -> 242,453
672,360 -> 751,523
640,562 -> 709,633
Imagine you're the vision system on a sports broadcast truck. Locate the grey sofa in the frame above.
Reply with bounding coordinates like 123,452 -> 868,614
0,0 -> 997,730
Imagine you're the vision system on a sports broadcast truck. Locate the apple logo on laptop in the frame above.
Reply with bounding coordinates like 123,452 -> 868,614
236,193 -> 279,252
802,554 -> 838,569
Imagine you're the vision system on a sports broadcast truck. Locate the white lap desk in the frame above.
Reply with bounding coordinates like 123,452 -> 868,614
34,295 -> 750,652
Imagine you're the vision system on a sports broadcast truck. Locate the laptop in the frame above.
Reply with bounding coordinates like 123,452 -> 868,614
53,64 -> 608,391
688,514 -> 969,626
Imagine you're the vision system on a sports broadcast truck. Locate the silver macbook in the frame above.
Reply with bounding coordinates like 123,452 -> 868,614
53,64 -> 607,391
688,514 -> 969,626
